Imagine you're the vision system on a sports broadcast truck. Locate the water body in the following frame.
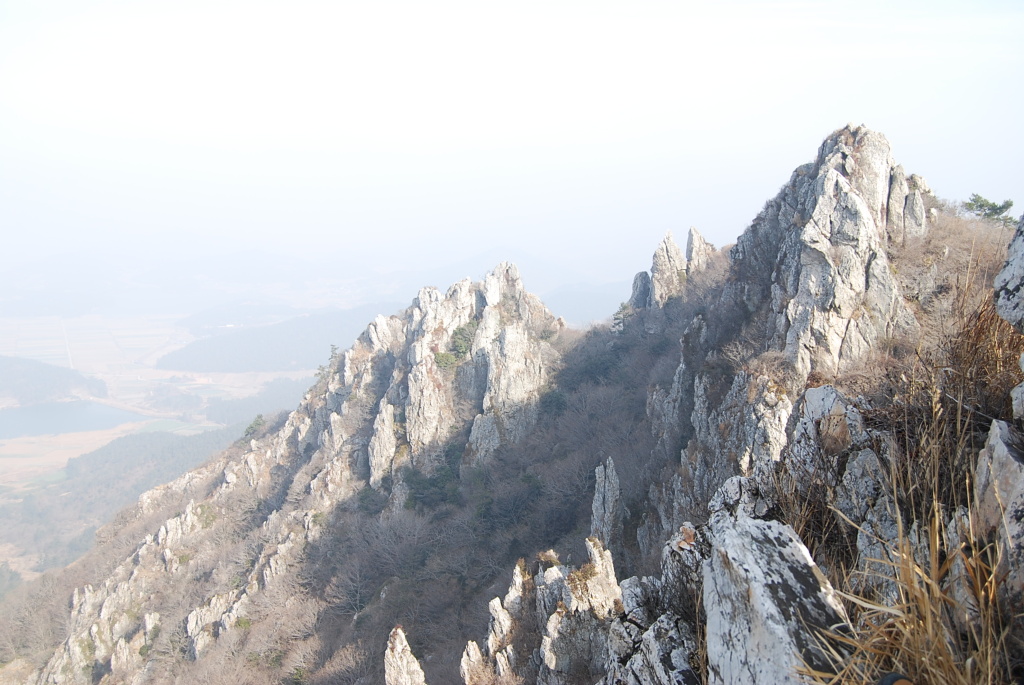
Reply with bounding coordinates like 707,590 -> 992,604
0,401 -> 148,440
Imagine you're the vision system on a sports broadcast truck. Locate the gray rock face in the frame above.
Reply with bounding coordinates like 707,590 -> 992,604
681,372 -> 792,513
685,226 -> 715,274
650,233 -> 688,307
973,420 -> 1024,600
996,216 -> 1024,418
703,512 -> 848,684
385,627 -> 428,685
591,457 -> 624,559
995,215 -> 1024,333
729,124 -> 919,381
627,271 -> 653,310
599,614 -> 700,685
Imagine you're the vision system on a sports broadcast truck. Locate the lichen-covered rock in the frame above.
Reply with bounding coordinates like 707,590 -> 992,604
599,613 -> 700,685
703,512 -> 849,684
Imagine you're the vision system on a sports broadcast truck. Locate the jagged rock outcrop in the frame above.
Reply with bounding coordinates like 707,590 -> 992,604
590,457 -> 623,560
729,124 -> 920,382
995,216 -> 1024,418
685,226 -> 715,274
30,264 -> 563,685
385,627 -> 428,685
20,125 -> 983,685
628,229 -> 716,310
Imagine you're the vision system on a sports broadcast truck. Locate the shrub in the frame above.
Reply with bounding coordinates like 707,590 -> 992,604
357,487 -> 388,516
403,464 -> 461,510
434,352 -> 459,370
243,414 -> 266,438
803,508 -> 1013,684
792,285 -> 1024,684
450,320 -> 479,357
539,389 -> 568,418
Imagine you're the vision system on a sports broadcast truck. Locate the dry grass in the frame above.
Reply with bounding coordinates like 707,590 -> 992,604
782,218 -> 1024,683
803,507 -> 1013,684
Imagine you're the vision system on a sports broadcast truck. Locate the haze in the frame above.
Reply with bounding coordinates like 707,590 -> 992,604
2,0 -> 1020,323
0,0 -> 1021,588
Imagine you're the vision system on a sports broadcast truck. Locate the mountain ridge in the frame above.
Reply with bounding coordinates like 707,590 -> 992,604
3,124 -> 1021,685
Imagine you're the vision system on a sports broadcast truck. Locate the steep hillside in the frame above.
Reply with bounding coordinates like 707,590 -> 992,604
2,126 -> 1021,685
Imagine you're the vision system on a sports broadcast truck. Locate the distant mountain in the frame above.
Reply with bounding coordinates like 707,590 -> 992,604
0,356 -> 106,405
155,303 -> 403,372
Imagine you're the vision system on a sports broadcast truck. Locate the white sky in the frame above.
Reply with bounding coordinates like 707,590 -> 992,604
1,0 -> 1022,317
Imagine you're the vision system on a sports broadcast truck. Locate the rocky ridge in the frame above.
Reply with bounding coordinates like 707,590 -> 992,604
27,263 -> 563,684
389,126 -> 1024,683
10,125 -> 1021,685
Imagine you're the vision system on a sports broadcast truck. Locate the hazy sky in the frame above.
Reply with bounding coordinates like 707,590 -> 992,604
1,0 -> 1021,319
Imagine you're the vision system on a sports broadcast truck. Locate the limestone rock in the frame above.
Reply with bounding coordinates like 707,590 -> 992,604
973,420 -> 1024,599
385,627 -> 428,685
685,226 -> 715,274
703,512 -> 849,684
591,457 -> 624,559
650,232 -> 688,307
728,124 -> 918,382
995,215 -> 1024,334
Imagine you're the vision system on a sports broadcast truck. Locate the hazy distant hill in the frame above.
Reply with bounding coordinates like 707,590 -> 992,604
0,424 -> 245,576
203,376 -> 313,424
156,304 -> 402,372
0,356 -> 106,405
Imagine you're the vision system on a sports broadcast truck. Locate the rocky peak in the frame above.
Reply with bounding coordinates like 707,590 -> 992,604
628,228 -> 717,310
385,627 -> 428,685
685,226 -> 715,274
728,124 -> 921,381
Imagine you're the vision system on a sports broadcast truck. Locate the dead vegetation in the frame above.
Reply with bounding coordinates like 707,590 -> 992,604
778,209 -> 1024,684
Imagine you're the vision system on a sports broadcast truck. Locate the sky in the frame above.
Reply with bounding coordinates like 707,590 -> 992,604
1,0 -> 1022,323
